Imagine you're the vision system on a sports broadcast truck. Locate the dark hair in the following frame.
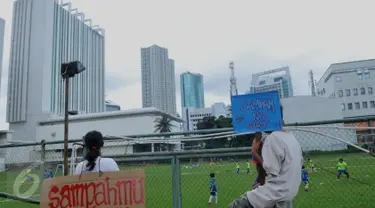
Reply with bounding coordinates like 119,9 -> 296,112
339,158 -> 343,161
210,173 -> 215,178
302,165 -> 305,169
84,131 -> 104,171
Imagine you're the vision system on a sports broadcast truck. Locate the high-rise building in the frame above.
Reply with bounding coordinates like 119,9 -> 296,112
0,18 -> 5,92
141,45 -> 176,115
316,59 -> 375,118
250,66 -> 293,98
180,72 -> 204,108
7,0 -> 105,141
105,100 -> 121,112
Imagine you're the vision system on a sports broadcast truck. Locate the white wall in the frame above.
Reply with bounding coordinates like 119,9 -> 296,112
281,96 -> 343,124
36,114 -> 181,142
211,102 -> 227,118
281,96 -> 356,152
182,107 -> 212,131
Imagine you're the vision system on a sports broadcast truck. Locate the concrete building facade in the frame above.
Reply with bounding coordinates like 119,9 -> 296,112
141,45 -> 177,115
0,18 -> 4,92
250,66 -> 293,98
316,59 -> 375,118
7,0 -> 105,141
182,102 -> 228,131
180,72 -> 205,108
3,108 -> 183,165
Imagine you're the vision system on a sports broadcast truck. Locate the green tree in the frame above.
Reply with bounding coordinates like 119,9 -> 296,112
154,115 -> 176,133
196,116 -> 217,130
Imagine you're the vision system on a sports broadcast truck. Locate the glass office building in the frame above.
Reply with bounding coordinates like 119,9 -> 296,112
180,72 -> 205,108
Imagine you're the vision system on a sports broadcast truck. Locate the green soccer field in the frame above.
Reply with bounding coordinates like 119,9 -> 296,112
0,153 -> 374,208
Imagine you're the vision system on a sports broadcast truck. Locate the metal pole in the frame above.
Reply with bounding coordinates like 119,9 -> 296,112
63,76 -> 70,176
40,140 -> 46,185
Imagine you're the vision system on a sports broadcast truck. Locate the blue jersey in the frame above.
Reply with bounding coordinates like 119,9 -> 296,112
301,170 -> 308,182
44,172 -> 50,179
49,170 -> 54,178
210,178 -> 217,192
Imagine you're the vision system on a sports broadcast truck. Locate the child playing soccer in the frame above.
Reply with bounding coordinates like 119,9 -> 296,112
44,170 -> 50,179
337,158 -> 349,179
246,160 -> 252,175
49,167 -> 54,178
301,165 -> 310,191
307,158 -> 315,172
236,161 -> 240,174
22,169 -> 33,184
208,172 -> 218,204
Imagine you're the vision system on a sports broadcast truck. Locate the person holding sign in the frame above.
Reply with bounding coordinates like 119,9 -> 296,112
229,92 -> 302,208
74,130 -> 120,175
251,132 -> 267,189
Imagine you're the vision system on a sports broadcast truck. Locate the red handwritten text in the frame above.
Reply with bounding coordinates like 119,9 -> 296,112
48,177 -> 144,208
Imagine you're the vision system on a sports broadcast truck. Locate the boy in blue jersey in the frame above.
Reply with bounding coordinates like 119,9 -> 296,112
208,172 -> 218,204
301,165 -> 310,192
49,167 -> 54,178
236,161 -> 240,174
44,170 -> 50,179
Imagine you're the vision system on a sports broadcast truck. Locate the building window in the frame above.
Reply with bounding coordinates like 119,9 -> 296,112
363,102 -> 368,108
360,87 -> 366,95
336,76 -> 342,82
347,103 -> 353,110
345,89 -> 350,96
353,88 -> 358,96
371,101 -> 375,108
340,103 -> 345,111
338,90 -> 343,97
368,87 -> 373,94
355,102 -> 360,109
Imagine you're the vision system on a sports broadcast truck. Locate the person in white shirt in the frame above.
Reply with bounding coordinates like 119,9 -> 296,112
74,130 -> 120,175
229,106 -> 303,208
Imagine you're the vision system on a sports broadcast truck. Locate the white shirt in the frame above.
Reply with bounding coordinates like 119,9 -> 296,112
74,157 -> 120,175
247,131 -> 302,208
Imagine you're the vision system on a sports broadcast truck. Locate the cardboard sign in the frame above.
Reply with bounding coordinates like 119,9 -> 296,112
40,170 -> 145,208
231,91 -> 282,133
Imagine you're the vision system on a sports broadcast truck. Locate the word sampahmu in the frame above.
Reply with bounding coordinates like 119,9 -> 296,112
46,176 -> 145,208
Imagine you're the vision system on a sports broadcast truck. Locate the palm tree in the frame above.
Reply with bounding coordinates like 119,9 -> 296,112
154,115 -> 176,133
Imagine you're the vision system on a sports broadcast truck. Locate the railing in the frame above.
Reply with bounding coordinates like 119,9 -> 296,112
0,119 -> 374,207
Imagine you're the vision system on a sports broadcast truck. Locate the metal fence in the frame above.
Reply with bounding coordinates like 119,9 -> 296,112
0,123 -> 374,207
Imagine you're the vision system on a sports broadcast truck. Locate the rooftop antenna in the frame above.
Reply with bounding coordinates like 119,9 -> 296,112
229,61 -> 238,98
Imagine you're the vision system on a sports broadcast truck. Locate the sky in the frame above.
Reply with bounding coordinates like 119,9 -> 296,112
0,0 -> 374,130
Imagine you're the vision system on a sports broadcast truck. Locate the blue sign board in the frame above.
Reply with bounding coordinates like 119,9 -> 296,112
231,91 -> 282,133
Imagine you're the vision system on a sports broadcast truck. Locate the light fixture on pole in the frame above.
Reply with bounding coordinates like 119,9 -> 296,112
61,61 -> 86,176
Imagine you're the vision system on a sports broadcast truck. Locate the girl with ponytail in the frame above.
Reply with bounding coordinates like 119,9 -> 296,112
74,130 -> 119,175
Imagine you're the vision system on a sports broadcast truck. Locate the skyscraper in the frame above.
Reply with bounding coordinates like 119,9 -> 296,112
250,66 -> 293,98
141,45 -> 177,115
7,0 -> 105,141
180,72 -> 205,108
0,18 -> 4,92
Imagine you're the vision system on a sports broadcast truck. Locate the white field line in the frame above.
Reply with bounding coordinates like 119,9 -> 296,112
0,194 -> 40,204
